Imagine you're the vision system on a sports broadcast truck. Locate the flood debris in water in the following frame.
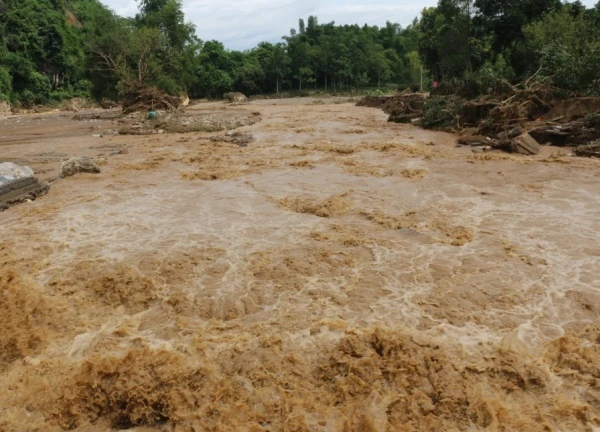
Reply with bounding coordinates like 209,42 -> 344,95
1,97 -> 599,431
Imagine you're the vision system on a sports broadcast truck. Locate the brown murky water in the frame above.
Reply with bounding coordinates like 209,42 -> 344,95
1,99 -> 600,431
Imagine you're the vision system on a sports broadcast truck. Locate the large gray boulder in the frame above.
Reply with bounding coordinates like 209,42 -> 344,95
0,162 -> 34,185
224,92 -> 248,103
60,156 -> 101,178
0,163 -> 48,211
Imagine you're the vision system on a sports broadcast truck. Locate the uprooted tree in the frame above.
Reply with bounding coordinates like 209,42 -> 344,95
93,27 -> 163,90
91,27 -> 181,113
86,0 -> 199,113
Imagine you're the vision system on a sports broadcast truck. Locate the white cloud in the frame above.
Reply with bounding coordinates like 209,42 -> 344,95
101,1 -> 138,18
181,0 -> 322,48
98,0 -> 433,49
98,0 -> 598,51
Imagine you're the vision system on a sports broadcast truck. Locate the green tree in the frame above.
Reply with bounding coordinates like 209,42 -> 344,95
135,0 -> 200,92
418,0 -> 477,80
0,0 -> 85,104
367,45 -> 391,87
191,40 -> 233,97
287,38 -> 313,90
523,5 -> 600,91
255,42 -> 290,94
473,0 -> 561,75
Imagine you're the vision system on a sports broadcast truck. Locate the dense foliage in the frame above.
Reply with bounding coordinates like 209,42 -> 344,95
0,0 -> 598,106
190,18 -> 423,98
419,0 -> 600,94
0,0 -> 200,104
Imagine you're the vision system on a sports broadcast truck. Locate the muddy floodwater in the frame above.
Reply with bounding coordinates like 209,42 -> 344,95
1,99 -> 600,431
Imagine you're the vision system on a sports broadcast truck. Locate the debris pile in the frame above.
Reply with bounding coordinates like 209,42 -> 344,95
60,97 -> 97,112
457,130 -> 540,155
457,113 -> 600,156
476,83 -> 562,135
100,99 -> 119,109
357,93 -> 426,123
121,86 -> 181,115
419,96 -> 464,129
209,131 -> 254,147
359,83 -> 600,157
0,162 -> 49,210
573,140 -> 600,157
72,111 -> 121,121
60,156 -> 101,178
430,79 -> 486,98
118,111 -> 261,135
529,112 -> 600,146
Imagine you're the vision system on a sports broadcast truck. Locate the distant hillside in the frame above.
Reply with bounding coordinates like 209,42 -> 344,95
0,0 -> 116,106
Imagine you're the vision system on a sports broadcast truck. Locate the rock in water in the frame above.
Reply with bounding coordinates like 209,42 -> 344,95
0,163 -> 49,210
224,92 -> 248,103
512,132 -> 541,155
60,156 -> 101,178
0,162 -> 34,184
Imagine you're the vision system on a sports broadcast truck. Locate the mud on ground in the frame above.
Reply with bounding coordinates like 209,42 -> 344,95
1,98 -> 600,431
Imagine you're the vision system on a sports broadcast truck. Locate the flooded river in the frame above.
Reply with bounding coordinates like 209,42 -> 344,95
1,99 -> 599,431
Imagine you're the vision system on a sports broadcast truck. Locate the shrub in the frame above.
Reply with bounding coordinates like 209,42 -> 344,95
367,89 -> 386,97
27,72 -> 52,104
420,96 -> 464,130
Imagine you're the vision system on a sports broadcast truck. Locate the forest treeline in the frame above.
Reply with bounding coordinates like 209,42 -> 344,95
0,0 -> 599,106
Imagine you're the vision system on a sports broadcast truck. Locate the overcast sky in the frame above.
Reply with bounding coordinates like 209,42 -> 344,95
98,0 -> 598,51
